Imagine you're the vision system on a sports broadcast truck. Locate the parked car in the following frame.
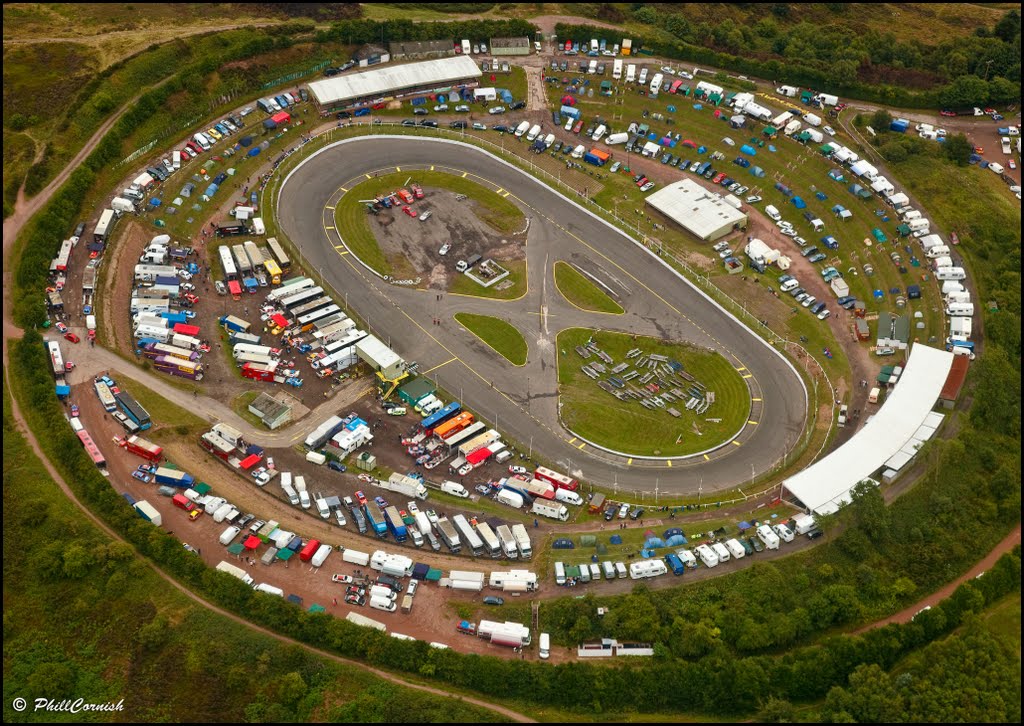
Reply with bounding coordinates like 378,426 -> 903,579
483,596 -> 505,606
488,106 -> 506,115
328,461 -> 347,473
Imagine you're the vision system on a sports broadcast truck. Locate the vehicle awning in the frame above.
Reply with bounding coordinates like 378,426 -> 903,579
244,535 -> 261,550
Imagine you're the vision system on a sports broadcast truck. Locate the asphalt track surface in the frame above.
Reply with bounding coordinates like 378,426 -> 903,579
278,136 -> 808,495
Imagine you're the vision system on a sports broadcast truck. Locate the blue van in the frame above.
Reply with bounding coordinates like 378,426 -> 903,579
664,553 -> 685,576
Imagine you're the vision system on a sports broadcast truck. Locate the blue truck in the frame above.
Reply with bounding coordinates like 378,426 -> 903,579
154,466 -> 196,488
384,506 -> 408,542
364,504 -> 388,537
161,311 -> 188,326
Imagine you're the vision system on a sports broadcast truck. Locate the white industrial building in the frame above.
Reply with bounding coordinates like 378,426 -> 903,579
645,179 -> 748,241
309,55 -> 481,112
355,334 -> 405,380
782,345 -> 953,515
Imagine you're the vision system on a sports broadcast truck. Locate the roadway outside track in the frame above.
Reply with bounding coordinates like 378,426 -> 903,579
277,137 -> 808,495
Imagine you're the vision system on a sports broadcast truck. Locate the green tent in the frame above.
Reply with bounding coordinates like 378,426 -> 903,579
426,568 -> 442,581
193,482 -> 212,495
227,543 -> 245,556
565,565 -> 582,578
896,224 -> 911,237
579,535 -> 597,547
276,548 -> 295,561
763,126 -> 777,136
797,131 -> 812,142
801,90 -> 814,103
309,604 -> 326,613
819,144 -> 835,155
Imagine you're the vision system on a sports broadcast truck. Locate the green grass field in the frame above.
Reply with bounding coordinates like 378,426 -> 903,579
553,260 -> 624,314
556,328 -> 749,456
454,313 -> 528,365
335,169 -> 526,279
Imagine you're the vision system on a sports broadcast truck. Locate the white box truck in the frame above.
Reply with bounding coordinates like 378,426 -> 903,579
254,582 -> 284,597
342,548 -> 370,566
531,500 -> 569,522
791,513 -> 817,536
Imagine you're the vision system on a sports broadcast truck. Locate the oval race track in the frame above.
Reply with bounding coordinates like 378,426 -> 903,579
277,136 -> 808,495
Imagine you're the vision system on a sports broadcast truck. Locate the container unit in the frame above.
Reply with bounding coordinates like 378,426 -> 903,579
435,517 -> 462,553
475,521 -> 502,558
511,524 -> 532,558
495,524 -> 518,559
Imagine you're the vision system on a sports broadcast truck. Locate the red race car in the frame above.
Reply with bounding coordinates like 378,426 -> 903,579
64,332 -> 80,343
939,109 -> 957,117
402,205 -> 417,217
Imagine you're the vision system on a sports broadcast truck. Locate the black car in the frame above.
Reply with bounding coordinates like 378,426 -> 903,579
603,504 -> 617,521
401,119 -> 416,127
510,101 -> 526,111
807,529 -> 824,540
336,110 -> 351,119
376,575 -> 403,592
629,507 -> 644,520
419,120 -> 438,128
413,107 -> 429,116
449,120 -> 467,129
323,67 -> 340,77
493,124 -> 509,133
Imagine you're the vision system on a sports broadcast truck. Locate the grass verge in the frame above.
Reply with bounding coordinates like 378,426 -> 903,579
556,327 -> 748,456
449,257 -> 527,300
454,313 -> 528,366
553,260 -> 624,314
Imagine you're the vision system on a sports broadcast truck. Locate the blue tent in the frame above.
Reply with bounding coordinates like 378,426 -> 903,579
815,191 -> 828,201
768,144 -> 777,152
663,527 -> 683,539
665,534 -> 687,547
436,94 -> 446,103
148,198 -> 162,209
697,145 -> 707,154
553,538 -> 574,549
873,289 -> 884,299
775,182 -> 792,196
247,147 -> 261,157
791,197 -> 807,209
203,183 -> 219,197
499,89 -> 513,103
738,521 -> 752,531
609,534 -> 623,545
831,204 -> 846,213
740,144 -> 757,156
56,384 -> 70,398
239,135 -> 253,147
411,97 -> 426,106
262,119 -> 277,130
693,103 -> 703,110
667,105 -> 676,113
643,537 -> 666,549
828,169 -> 845,181
749,166 -> 765,177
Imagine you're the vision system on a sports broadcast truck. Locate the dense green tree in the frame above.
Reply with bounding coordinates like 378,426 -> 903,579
942,133 -> 973,165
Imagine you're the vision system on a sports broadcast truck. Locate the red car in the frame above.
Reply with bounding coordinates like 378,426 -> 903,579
411,184 -> 424,199
712,172 -> 727,184
355,490 -> 367,505
984,107 -> 996,115
70,404 -> 80,417
397,188 -> 414,204
64,332 -> 80,343
940,109 -> 957,117
402,205 -> 417,217
635,177 -> 648,187
184,292 -> 199,304
572,119 -> 583,134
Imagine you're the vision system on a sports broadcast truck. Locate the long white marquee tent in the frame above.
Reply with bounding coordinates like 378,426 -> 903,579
783,344 -> 954,515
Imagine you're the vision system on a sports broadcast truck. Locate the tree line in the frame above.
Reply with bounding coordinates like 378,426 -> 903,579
556,8 -> 1020,108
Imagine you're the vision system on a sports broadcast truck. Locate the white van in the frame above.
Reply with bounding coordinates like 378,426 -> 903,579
254,583 -> 284,597
219,526 -> 241,545
494,449 -> 513,464
539,632 -> 550,659
950,346 -> 976,360
601,561 -> 616,579
370,585 -> 397,601
614,562 -> 627,579
564,117 -> 574,132
780,278 -> 800,293
592,124 -> 607,142
554,488 -> 583,506
370,596 -> 397,612
554,561 -> 566,585
415,394 -> 438,413
571,144 -> 586,159
589,563 -> 601,580
440,480 -> 469,498
765,204 -> 782,221
172,150 -> 182,170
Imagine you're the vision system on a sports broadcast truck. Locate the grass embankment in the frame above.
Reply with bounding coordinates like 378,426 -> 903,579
556,328 -> 748,457
335,169 -> 526,276
553,260 -> 624,314
1,382 -> 511,723
454,313 -> 528,366
114,373 -> 208,436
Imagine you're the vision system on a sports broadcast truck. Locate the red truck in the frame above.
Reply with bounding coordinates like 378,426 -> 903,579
299,539 -> 321,562
119,434 -> 164,462
172,493 -> 194,511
